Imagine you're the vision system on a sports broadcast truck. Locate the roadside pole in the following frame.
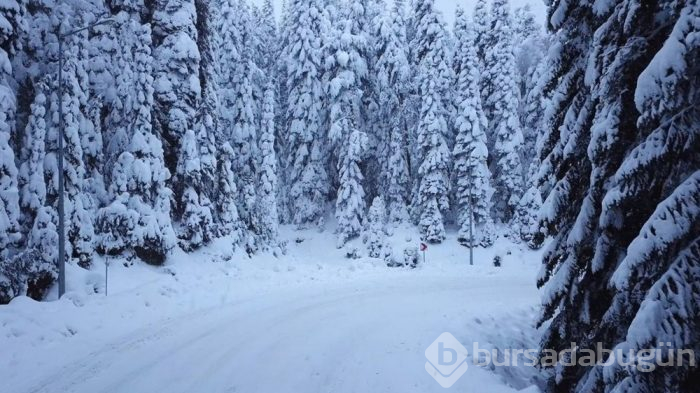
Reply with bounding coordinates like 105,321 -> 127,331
105,258 -> 109,296
469,195 -> 474,266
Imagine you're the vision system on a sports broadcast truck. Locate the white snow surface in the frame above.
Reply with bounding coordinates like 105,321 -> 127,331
1,225 -> 545,393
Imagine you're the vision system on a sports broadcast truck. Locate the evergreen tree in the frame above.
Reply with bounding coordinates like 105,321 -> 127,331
29,206 -> 59,274
335,126 -> 367,247
216,0 -> 246,235
0,0 -> 22,255
1,207 -> 58,304
364,196 -> 387,258
536,1 -> 700,392
257,0 -> 278,79
103,12 -> 137,178
216,142 -> 241,241
195,0 -> 222,235
284,0 -> 329,227
374,2 -> 411,223
514,185 -> 542,248
513,5 -> 547,181
452,7 -> 495,248
521,59 -> 547,181
275,0 -> 293,224
0,133 -> 21,257
96,152 -> 137,257
18,88 -> 48,230
56,34 -> 96,269
512,4 -> 545,96
413,0 -> 452,243
227,2 -> 262,247
72,13 -> 104,218
356,0 -> 387,202
484,0 -> 523,223
323,0 -> 369,194
257,84 -> 280,248
97,23 -> 177,264
151,0 -> 201,174
472,0 -> 491,75
176,129 -> 214,252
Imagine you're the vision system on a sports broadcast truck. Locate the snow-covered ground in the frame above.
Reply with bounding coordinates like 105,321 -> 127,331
1,225 -> 546,393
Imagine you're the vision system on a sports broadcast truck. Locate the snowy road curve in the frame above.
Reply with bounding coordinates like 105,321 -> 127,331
11,274 -> 537,393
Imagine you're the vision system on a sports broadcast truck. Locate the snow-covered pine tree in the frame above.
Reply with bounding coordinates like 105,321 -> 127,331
413,0 -> 455,126
452,7 -> 495,248
409,0 -> 433,63
0,0 -> 21,65
413,0 -> 452,243
533,1 -> 606,384
102,13 -> 136,179
12,0 -> 60,93
514,186 -> 542,248
516,60 -> 548,250
1,209 -> 59,304
97,22 -> 177,264
219,1 -> 262,249
56,32 -> 96,269
176,129 -> 214,252
255,1 -> 283,225
257,84 -> 279,248
72,12 -> 104,219
88,2 -> 122,106
0,133 -> 21,257
257,0 -> 278,79
0,0 -> 22,256
150,0 -> 201,175
216,0 -> 244,204
364,196 -> 387,258
216,142 -> 241,241
536,1 -> 700,392
335,125 -> 368,248
284,0 -> 329,228
95,152 -> 137,257
150,0 -> 221,252
194,0 -> 221,234
512,4 -> 544,90
193,111 -> 218,232
357,0 -> 388,202
94,12 -> 136,256
416,91 -> 451,243
323,0 -> 369,194
275,0 -> 292,224
472,0 -> 491,85
82,98 -> 106,211
1,1 -> 66,303
374,1 -> 411,224
512,5 -> 547,180
484,0 -> 523,223
520,59 -> 547,181
18,88 -> 48,231
476,0 -> 496,157
403,0 -> 422,222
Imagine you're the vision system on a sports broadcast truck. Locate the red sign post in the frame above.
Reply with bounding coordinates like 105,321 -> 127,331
420,243 -> 428,264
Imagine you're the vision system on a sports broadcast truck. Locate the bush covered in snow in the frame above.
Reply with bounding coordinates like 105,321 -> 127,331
0,249 -> 57,304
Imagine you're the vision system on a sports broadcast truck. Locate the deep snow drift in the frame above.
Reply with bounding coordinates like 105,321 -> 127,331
1,226 -> 546,392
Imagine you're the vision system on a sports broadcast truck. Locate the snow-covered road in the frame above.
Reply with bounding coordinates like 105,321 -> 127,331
8,273 -> 538,393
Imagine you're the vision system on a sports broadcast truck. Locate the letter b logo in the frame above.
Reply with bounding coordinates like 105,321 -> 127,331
425,333 -> 469,388
438,342 -> 458,366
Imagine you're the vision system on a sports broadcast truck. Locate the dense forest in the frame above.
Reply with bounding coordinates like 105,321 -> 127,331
0,0 -> 698,391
